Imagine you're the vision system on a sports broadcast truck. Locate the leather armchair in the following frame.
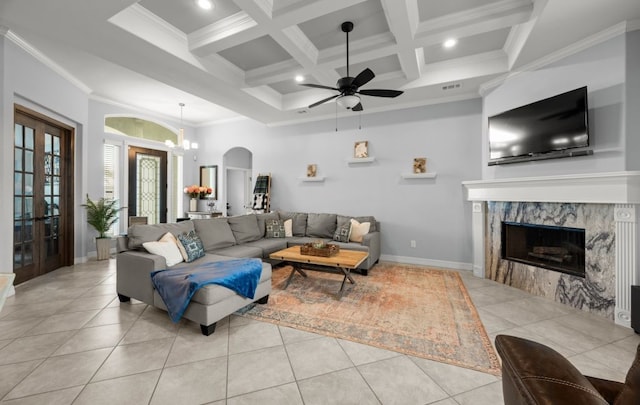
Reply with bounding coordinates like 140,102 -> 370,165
495,334 -> 640,404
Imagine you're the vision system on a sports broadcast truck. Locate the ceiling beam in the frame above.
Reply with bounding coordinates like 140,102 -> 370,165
380,0 -> 421,81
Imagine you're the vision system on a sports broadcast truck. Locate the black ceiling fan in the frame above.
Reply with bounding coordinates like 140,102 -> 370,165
301,21 -> 403,112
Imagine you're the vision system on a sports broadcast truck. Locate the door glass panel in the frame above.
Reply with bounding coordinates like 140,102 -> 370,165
23,243 -> 33,265
24,219 -> 33,240
24,174 -> 33,196
15,124 -> 23,147
44,133 -> 52,153
14,245 -> 22,268
25,151 -> 33,172
15,148 -> 22,171
25,127 -> 34,149
14,173 -> 23,195
14,197 -> 22,220
53,156 -> 60,176
24,197 -> 33,220
53,136 -> 60,155
137,154 -> 161,225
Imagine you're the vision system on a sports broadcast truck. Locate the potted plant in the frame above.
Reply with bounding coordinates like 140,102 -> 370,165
82,194 -> 125,260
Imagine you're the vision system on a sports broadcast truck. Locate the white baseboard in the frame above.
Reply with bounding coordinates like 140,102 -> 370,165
379,254 -> 473,271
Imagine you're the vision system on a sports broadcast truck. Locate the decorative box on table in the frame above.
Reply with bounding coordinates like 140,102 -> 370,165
300,243 -> 340,257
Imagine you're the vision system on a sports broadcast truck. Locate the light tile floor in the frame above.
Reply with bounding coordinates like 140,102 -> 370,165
0,259 -> 638,404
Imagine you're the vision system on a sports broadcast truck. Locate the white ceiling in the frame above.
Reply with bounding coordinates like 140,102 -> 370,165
1,0 -> 639,126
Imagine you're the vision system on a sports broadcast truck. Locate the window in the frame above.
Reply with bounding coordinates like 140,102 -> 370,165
103,142 -> 121,235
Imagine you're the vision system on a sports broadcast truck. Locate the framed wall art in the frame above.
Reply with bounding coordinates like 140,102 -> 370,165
354,141 -> 369,158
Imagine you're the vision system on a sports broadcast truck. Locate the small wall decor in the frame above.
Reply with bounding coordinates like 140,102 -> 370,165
413,157 -> 427,173
307,164 -> 317,177
354,141 -> 369,158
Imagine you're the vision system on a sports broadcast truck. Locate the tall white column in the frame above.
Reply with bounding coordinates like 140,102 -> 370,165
614,204 -> 639,327
471,201 -> 485,278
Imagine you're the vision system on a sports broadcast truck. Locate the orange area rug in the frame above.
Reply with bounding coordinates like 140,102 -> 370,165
241,262 -> 501,375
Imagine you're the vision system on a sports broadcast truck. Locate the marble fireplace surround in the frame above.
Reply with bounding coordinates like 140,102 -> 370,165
463,171 -> 640,327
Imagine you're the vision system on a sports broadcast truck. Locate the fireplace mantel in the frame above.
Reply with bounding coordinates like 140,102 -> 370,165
462,171 -> 640,204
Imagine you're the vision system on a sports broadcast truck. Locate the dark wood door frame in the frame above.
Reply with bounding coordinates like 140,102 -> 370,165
14,104 -> 74,284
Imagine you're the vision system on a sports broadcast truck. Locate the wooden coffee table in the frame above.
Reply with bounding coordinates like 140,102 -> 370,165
269,246 -> 368,299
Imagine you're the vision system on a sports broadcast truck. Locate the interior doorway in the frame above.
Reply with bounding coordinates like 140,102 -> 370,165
127,146 -> 167,224
225,167 -> 252,216
13,105 -> 74,285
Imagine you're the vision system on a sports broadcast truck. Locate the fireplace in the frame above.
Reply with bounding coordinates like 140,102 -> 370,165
501,222 -> 586,278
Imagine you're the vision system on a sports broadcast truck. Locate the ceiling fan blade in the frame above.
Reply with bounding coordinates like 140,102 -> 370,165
300,83 -> 339,91
352,68 -> 375,88
352,102 -> 363,112
358,89 -> 404,98
309,94 -> 339,108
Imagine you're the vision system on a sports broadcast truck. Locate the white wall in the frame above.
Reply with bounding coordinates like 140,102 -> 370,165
483,35 -> 627,179
1,36 -> 89,271
195,100 -> 483,268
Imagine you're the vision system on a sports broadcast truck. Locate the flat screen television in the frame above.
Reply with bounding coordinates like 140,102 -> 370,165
488,87 -> 590,165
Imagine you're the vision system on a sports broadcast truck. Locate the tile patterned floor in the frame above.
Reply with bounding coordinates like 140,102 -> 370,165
0,259 -> 638,404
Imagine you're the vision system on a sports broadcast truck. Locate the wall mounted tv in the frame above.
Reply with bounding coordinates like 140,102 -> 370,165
488,86 -> 592,166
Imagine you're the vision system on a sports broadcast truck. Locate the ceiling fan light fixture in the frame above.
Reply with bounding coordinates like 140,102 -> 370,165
196,0 -> 214,10
337,95 -> 360,109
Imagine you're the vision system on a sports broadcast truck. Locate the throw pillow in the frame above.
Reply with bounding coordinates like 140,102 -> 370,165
265,219 -> 286,238
142,240 -> 184,267
177,230 -> 205,263
284,219 -> 293,237
159,232 -> 188,261
333,221 -> 351,242
349,219 -> 371,243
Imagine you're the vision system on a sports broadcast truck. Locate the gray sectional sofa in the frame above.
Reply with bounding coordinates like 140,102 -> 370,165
116,212 -> 380,335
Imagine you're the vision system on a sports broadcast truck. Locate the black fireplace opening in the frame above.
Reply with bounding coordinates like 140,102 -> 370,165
501,222 -> 586,278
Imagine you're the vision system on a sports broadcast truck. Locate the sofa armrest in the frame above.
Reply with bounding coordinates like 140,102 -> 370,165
116,251 -> 167,305
361,231 -> 380,264
116,235 -> 129,253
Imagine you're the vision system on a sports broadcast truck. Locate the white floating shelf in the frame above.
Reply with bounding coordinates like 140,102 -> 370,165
401,172 -> 437,179
347,156 -> 376,164
300,177 -> 325,182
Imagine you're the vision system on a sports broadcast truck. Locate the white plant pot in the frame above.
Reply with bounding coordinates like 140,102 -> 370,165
190,198 -> 198,211
96,238 -> 111,261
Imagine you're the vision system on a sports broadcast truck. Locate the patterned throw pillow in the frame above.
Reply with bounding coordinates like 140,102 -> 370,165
177,230 -> 205,263
333,221 -> 351,242
265,219 -> 285,238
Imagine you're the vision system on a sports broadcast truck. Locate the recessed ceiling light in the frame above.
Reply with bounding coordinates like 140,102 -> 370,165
443,38 -> 457,49
196,0 -> 213,10
295,75 -> 304,82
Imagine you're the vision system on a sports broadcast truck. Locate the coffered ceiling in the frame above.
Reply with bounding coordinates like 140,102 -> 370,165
1,0 -> 639,126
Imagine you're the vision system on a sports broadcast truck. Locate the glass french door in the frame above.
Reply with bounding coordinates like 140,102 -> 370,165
14,106 -> 73,284
128,146 -> 167,224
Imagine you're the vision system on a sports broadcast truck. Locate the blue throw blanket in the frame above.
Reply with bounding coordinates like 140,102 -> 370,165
151,258 -> 263,323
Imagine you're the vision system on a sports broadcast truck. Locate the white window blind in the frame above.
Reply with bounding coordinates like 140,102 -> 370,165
103,143 -> 121,235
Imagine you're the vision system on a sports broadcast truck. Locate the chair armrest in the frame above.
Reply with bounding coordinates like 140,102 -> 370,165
585,376 -> 624,404
495,334 -> 609,404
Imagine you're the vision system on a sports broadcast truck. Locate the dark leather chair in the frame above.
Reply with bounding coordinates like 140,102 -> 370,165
495,334 -> 640,404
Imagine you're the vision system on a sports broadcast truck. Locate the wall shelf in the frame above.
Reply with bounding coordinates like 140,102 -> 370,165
401,172 -> 437,179
347,156 -> 376,164
300,177 -> 325,182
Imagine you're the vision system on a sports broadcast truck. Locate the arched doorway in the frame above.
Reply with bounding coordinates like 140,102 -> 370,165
223,147 -> 252,217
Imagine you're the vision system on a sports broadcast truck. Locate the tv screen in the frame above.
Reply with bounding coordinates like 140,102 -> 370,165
488,87 -> 589,165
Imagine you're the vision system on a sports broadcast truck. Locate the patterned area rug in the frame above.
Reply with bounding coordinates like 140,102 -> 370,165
242,262 -> 501,375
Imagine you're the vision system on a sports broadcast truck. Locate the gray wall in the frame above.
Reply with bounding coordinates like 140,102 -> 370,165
482,35 -> 627,178
194,100 -> 483,268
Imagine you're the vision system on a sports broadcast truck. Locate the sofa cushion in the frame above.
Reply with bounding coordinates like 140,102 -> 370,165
265,219 -> 286,238
191,262 -> 272,306
210,245 -> 263,259
244,238 -> 289,257
177,230 -> 206,263
193,218 -> 236,251
284,219 -> 293,237
306,213 -> 337,238
256,212 -> 279,236
228,214 -> 262,243
354,216 -> 377,232
278,212 -> 307,236
127,221 -> 195,250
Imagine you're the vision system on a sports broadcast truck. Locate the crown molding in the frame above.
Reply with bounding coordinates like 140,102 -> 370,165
480,21 -> 629,96
2,29 -> 92,94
